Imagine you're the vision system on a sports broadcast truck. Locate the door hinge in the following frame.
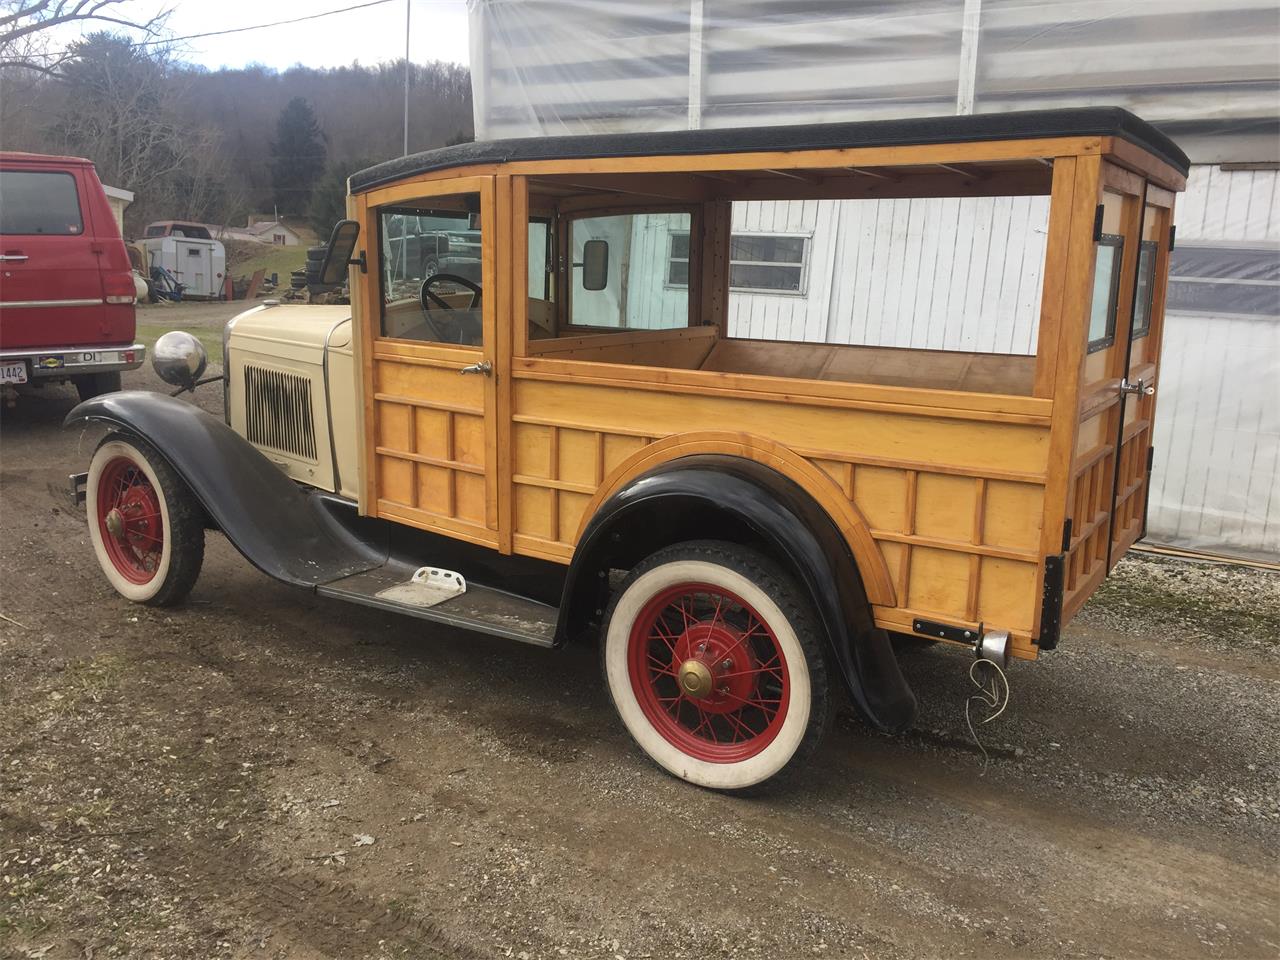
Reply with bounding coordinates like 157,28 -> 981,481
1038,555 -> 1066,651
1169,224 -> 1176,251
1093,204 -> 1105,242
1061,518 -> 1073,553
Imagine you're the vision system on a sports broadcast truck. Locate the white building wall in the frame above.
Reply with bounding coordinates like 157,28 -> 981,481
1147,167 -> 1280,560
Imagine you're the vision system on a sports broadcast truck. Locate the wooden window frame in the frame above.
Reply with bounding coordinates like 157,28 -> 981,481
1086,233 -> 1125,354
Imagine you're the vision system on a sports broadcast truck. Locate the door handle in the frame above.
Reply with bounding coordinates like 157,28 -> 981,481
459,360 -> 492,376
0,254 -> 28,262
1120,377 -> 1155,397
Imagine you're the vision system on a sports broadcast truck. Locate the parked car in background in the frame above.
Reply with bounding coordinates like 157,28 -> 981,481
0,152 -> 144,403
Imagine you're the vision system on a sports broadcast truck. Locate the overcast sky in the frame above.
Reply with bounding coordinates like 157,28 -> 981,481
53,0 -> 471,70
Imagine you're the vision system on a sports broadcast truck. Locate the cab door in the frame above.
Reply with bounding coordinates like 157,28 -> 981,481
1110,189 -> 1173,560
356,176 -> 500,548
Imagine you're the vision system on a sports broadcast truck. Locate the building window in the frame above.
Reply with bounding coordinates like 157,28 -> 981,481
668,231 -> 808,295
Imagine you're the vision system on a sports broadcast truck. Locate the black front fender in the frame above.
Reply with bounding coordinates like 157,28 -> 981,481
66,391 -> 382,586
559,456 -> 917,733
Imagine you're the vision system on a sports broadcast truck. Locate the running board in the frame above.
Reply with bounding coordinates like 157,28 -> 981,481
317,561 -> 557,648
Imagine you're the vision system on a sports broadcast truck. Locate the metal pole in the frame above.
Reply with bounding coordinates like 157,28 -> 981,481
687,0 -> 704,130
956,0 -> 982,115
403,0 -> 411,155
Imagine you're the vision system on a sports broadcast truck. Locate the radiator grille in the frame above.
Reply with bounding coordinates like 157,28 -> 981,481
243,365 -> 317,461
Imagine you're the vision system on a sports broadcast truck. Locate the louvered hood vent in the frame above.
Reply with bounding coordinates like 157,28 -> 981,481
243,365 -> 317,461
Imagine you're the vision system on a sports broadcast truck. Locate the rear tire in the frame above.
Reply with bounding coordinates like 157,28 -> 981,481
74,371 -> 122,402
601,541 -> 830,791
86,434 -> 204,606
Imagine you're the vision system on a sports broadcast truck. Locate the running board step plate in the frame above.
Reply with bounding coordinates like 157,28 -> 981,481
317,561 -> 556,648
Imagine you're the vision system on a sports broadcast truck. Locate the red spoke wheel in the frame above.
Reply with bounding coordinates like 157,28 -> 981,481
603,541 -> 829,791
86,435 -> 204,606
96,456 -> 165,584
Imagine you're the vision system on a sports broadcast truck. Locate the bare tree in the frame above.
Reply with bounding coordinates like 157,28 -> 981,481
0,0 -> 168,74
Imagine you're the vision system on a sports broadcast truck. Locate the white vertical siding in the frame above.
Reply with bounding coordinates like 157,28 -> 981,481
1147,166 -> 1280,560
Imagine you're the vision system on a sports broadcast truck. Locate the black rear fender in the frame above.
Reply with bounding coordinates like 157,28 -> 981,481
65,391 -> 383,586
558,455 -> 917,732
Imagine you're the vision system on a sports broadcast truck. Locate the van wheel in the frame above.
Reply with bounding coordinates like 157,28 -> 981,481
86,435 -> 204,606
74,371 -> 122,401
601,541 -> 830,791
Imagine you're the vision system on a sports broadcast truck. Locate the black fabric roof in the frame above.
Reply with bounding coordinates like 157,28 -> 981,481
350,107 -> 1189,193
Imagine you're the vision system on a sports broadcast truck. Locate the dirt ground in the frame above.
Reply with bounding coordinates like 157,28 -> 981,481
2,302 -> 1278,959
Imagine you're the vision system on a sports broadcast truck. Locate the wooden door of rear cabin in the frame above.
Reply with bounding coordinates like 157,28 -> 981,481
1062,163 -> 1173,619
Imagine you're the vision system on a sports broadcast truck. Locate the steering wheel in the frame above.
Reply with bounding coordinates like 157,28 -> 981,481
421,273 -> 482,312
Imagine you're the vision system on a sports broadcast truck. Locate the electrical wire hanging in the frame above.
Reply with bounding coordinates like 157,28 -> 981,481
965,657 -> 1010,775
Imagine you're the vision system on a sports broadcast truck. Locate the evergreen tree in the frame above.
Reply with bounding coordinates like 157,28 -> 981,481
270,97 -> 326,216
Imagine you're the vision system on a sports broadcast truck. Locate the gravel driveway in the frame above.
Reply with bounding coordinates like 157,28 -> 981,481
1,302 -> 1277,959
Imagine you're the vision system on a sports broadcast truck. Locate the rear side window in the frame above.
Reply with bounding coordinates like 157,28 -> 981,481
0,170 -> 84,235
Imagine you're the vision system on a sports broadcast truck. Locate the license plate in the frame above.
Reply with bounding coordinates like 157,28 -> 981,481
0,362 -> 27,385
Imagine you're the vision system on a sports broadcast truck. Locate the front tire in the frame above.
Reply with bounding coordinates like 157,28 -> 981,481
86,435 -> 204,605
602,541 -> 830,791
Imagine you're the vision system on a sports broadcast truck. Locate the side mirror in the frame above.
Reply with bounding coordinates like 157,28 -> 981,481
153,331 -> 208,391
581,239 -> 609,291
320,219 -> 361,285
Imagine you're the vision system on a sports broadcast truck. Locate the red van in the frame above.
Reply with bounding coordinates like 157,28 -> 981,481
0,152 -> 144,402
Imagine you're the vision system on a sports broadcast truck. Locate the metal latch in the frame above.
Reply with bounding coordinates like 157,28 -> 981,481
1119,377 -> 1155,397
459,360 -> 492,376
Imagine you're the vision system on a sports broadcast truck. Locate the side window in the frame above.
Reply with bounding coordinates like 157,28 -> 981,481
569,212 -> 691,330
527,217 -> 555,339
1088,235 -> 1124,352
379,193 -> 483,345
1130,240 -> 1157,340
726,196 -> 1050,356
0,170 -> 83,235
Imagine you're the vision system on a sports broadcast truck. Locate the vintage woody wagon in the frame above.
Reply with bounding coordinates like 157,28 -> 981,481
68,107 -> 1187,790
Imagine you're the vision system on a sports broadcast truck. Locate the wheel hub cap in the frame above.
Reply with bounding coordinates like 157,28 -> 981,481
677,659 -> 714,699
104,507 -> 125,538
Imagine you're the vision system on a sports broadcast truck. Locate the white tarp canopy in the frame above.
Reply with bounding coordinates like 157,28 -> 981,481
468,0 -> 1279,161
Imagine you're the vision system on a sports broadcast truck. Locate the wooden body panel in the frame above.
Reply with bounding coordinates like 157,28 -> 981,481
508,372 -> 1050,654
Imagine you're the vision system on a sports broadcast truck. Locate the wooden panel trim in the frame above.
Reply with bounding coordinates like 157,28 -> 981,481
573,431 -> 897,606
373,392 -> 483,417
513,533 -> 573,564
1033,153 -> 1102,640
376,501 -> 498,549
527,324 -> 717,357
372,346 -> 481,367
513,358 -> 1053,425
869,528 -> 1039,563
1100,136 -> 1187,192
513,473 -> 596,496
872,605 -> 1035,652
494,136 -> 1107,177
510,412 -> 1047,485
375,446 -> 486,475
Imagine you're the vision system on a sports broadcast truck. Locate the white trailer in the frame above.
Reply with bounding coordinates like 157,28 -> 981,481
140,235 -> 226,300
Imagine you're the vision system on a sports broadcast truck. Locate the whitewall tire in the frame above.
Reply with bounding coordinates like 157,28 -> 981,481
601,541 -> 830,791
86,435 -> 204,606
